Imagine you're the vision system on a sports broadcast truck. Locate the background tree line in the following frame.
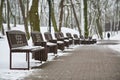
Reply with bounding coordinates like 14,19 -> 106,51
0,0 -> 120,39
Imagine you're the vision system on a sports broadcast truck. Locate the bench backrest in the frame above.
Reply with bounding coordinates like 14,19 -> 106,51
44,32 -> 53,41
6,30 -> 28,49
80,35 -> 84,39
54,32 -> 61,39
59,32 -> 64,38
31,31 -> 44,44
66,33 -> 72,38
73,34 -> 79,38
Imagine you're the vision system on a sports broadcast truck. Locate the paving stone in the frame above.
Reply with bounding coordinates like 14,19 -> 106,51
23,45 -> 120,80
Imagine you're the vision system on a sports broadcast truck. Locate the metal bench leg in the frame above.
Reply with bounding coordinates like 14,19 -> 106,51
10,52 -> 30,70
27,52 -> 30,70
10,51 -> 12,69
26,53 -> 28,61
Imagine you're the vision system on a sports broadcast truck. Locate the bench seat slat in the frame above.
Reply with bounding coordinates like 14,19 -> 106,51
12,46 -> 44,52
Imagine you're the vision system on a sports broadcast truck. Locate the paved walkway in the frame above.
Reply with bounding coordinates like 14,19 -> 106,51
23,45 -> 120,80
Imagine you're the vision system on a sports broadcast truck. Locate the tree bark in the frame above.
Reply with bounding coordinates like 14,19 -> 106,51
0,0 -> 4,35
70,0 -> 81,36
65,6 -> 70,28
83,0 -> 89,38
0,0 -> 4,29
7,0 -> 10,30
47,0 -> 58,32
58,0 -> 65,32
29,0 -> 40,32
19,0 -> 30,39
96,1 -> 103,39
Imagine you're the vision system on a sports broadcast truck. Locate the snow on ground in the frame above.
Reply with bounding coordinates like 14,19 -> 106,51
107,32 -> 120,53
0,25 -> 120,80
0,25 -> 80,80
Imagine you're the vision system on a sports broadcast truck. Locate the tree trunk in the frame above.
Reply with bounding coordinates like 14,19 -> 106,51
47,0 -> 58,32
13,0 -> 17,27
19,0 -> 30,39
70,0 -> 81,36
83,0 -> 88,38
7,0 -> 10,30
26,0 -> 29,25
58,0 -> 65,32
65,6 -> 70,28
96,1 -> 103,39
29,0 -> 40,32
51,1 -> 58,32
0,0 -> 4,30
0,0 -> 4,35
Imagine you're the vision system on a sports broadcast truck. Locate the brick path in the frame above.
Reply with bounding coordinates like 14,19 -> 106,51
23,45 -> 120,80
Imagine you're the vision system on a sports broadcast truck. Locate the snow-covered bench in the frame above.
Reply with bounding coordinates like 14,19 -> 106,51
44,32 -> 65,51
54,32 -> 70,48
31,31 -> 57,56
6,30 -> 45,70
80,36 -> 97,44
66,32 -> 79,45
73,34 -> 80,45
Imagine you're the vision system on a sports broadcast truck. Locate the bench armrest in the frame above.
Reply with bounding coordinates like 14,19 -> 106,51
34,42 -> 41,46
34,41 -> 46,47
49,40 -> 57,43
41,41 -> 47,47
57,38 -> 64,41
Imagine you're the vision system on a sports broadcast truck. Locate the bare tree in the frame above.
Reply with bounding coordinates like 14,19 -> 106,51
19,0 -> 29,39
47,0 -> 58,32
83,0 -> 89,38
58,0 -> 65,32
70,0 -> 81,35
29,0 -> 40,32
65,6 -> 70,28
0,0 -> 5,35
7,0 -> 10,30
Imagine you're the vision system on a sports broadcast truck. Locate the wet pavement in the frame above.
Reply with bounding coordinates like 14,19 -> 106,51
22,44 -> 120,80
97,40 -> 120,45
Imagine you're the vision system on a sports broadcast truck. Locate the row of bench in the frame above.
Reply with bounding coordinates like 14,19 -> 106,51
6,30 -> 97,70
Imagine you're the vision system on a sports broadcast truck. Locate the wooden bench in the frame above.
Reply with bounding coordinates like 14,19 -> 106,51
44,32 -> 65,51
6,30 -> 45,70
73,34 -> 80,45
54,32 -> 70,48
80,36 -> 97,44
31,31 -> 57,55
66,33 -> 74,45
59,32 -> 73,45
